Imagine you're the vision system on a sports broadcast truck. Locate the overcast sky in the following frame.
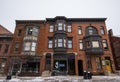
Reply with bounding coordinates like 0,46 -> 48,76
0,0 -> 120,36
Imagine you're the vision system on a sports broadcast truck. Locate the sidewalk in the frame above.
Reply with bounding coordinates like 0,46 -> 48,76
0,76 -> 120,82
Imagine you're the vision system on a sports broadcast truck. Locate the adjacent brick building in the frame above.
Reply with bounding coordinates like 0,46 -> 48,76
108,29 -> 120,70
0,25 -> 13,76
7,16 -> 115,76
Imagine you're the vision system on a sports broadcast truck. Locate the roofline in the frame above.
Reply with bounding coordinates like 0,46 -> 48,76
46,16 -> 107,22
16,20 -> 45,25
0,24 -> 13,34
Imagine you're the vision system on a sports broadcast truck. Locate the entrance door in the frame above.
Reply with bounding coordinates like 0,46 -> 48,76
78,60 -> 83,76
11,63 -> 20,75
68,59 -> 75,75
105,57 -> 113,72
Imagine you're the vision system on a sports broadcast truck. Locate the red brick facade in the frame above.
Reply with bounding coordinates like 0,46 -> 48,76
108,29 -> 120,70
6,16 -> 115,76
0,25 -> 13,76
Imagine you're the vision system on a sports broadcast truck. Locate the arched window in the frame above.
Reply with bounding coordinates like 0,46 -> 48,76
86,26 -> 98,35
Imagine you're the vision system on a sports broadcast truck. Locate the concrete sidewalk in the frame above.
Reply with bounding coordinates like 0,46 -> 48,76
0,76 -> 120,82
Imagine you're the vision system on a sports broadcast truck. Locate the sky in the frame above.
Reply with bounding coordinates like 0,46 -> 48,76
0,0 -> 120,36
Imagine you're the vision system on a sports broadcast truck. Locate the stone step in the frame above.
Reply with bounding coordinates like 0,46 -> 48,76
41,70 -> 51,77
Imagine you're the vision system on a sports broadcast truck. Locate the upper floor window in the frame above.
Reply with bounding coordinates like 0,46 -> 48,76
100,27 -> 105,35
17,29 -> 22,37
24,41 -> 36,51
56,22 -> 66,31
86,27 -> 98,35
79,40 -> 83,50
49,25 -> 54,32
78,26 -> 82,34
102,39 -> 108,49
92,41 -> 99,48
54,38 -> 66,48
67,25 -> 72,32
48,39 -> 53,48
58,23 -> 63,30
68,38 -> 72,48
4,44 -> 9,53
58,39 -> 63,47
14,43 -> 19,53
86,41 -> 91,48
26,26 -> 39,36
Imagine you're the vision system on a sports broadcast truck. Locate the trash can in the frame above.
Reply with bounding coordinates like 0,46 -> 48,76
88,72 -> 92,79
6,74 -> 11,80
83,71 -> 88,79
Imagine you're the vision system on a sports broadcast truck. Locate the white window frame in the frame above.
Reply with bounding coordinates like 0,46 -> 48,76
92,41 -> 99,48
49,25 -> 54,32
67,25 -> 72,32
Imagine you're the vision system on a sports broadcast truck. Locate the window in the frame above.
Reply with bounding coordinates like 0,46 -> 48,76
100,27 -> 105,35
58,39 -> 63,47
58,23 -> 63,30
87,41 -> 91,48
68,38 -> 72,48
88,27 -> 93,35
49,25 -> 54,32
27,28 -> 33,35
64,39 -> 66,47
48,39 -> 53,48
24,42 -> 37,51
92,41 -> 99,48
79,40 -> 83,50
78,26 -> 82,34
96,57 -> 102,69
67,25 -> 72,32
87,27 -> 98,35
0,62 -> 6,73
32,27 -> 39,36
4,44 -> 9,53
14,43 -> 19,53
55,39 -> 57,48
24,42 -> 31,51
63,24 -> 66,31
86,56 -> 92,69
102,40 -> 108,49
54,38 -> 66,48
17,29 -> 22,36
26,26 -> 39,36
31,42 -> 36,51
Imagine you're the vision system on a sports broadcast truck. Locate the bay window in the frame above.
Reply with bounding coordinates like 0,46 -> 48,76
58,23 -> 63,30
26,26 -> 39,36
24,42 -> 36,51
92,41 -> 99,48
54,38 -> 66,48
58,39 -> 63,47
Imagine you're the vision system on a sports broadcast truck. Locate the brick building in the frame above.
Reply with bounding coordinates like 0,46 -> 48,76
0,25 -> 13,76
108,29 -> 120,70
7,16 -> 115,76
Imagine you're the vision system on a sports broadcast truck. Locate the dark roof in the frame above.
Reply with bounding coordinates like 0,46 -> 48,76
16,20 -> 45,25
0,24 -> 13,35
0,25 -> 13,38
46,16 -> 107,22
